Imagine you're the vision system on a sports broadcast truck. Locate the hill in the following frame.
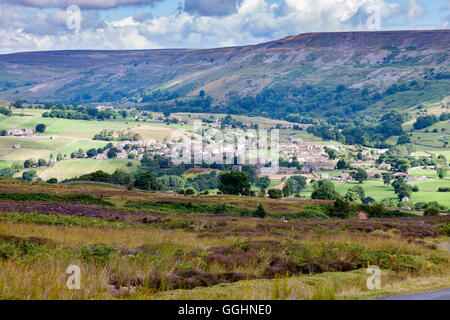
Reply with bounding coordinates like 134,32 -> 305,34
0,30 -> 448,119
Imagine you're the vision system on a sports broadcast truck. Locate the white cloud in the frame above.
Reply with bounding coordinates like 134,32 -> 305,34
0,0 -> 163,10
0,0 -> 435,54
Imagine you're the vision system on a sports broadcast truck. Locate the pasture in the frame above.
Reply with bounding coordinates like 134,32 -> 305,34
35,159 -> 140,181
299,178 -> 450,208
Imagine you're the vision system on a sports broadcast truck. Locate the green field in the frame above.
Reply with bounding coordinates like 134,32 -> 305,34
0,108 -> 178,140
299,178 -> 450,208
0,137 -> 110,161
34,159 -> 140,181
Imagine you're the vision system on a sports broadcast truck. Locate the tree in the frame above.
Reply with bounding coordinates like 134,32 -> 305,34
252,204 -> 268,218
107,147 -> 119,159
343,190 -> 360,202
352,169 -> 368,184
397,134 -> 411,145
86,148 -> 98,158
255,176 -> 270,190
38,159 -> 48,167
311,180 -> 339,200
218,172 -> 251,196
134,172 -> 163,191
184,187 -> 196,195
285,176 -> 307,194
383,173 -> 393,186
158,175 -> 186,192
35,124 -> 46,133
0,106 -> 12,116
22,170 -> 37,181
337,158 -> 350,169
24,159 -> 36,168
268,189 -> 283,199
282,184 -> 291,197
395,158 -> 410,173
325,147 -> 339,160
329,197 -> 351,219
436,167 -> 448,180
397,184 -> 412,201
111,169 -> 131,185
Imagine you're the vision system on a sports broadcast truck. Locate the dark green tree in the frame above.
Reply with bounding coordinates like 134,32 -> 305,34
218,171 -> 251,196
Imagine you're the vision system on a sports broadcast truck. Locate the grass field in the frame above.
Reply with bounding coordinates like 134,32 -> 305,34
34,159 -> 140,181
299,178 -> 450,208
0,108 -> 179,141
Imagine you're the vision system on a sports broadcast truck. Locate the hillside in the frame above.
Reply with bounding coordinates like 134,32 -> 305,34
0,30 -> 449,114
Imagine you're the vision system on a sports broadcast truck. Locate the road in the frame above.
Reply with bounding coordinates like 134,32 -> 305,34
377,288 -> 450,300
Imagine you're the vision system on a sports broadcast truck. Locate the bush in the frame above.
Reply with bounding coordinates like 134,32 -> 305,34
362,197 -> 375,204
412,185 -> 419,192
311,180 -> 339,200
184,187 -> 196,195
424,208 -> 439,217
80,245 -> 117,264
286,207 -> 330,219
328,198 -> 351,219
22,170 -> 37,182
46,178 -> 58,184
438,187 -> 450,192
268,189 -> 283,199
415,202 -> 427,210
252,204 -> 268,218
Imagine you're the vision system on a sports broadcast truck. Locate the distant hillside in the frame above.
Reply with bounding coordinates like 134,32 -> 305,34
0,30 -> 449,119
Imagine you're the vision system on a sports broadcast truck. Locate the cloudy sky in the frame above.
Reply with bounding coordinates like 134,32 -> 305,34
0,0 -> 448,53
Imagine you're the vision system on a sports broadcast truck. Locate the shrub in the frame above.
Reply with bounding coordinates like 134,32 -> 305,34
328,198 -> 351,219
424,208 -> 439,217
438,187 -> 450,192
415,202 -> 427,210
184,187 -> 196,195
22,170 -> 37,182
46,178 -> 58,184
412,185 -> 419,192
252,204 -> 268,218
268,189 -> 283,199
80,245 -> 117,264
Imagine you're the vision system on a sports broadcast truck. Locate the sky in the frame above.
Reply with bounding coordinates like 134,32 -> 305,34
0,0 -> 448,53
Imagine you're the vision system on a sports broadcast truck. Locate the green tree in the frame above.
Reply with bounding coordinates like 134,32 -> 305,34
329,197 -> 350,219
218,172 -> 251,196
285,176 -> 307,194
395,158 -> 411,173
22,170 -> 37,181
397,134 -> 411,145
282,184 -> 291,197
158,175 -> 186,192
311,180 -> 339,200
35,124 -> 46,133
352,168 -> 368,184
134,172 -> 163,191
337,158 -> 350,170
255,176 -> 271,190
436,167 -> 448,180
383,173 -> 393,186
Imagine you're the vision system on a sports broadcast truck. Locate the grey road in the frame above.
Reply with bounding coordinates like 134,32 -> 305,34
377,288 -> 450,300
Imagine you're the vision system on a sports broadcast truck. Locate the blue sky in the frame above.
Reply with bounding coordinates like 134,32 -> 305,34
0,0 -> 448,53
